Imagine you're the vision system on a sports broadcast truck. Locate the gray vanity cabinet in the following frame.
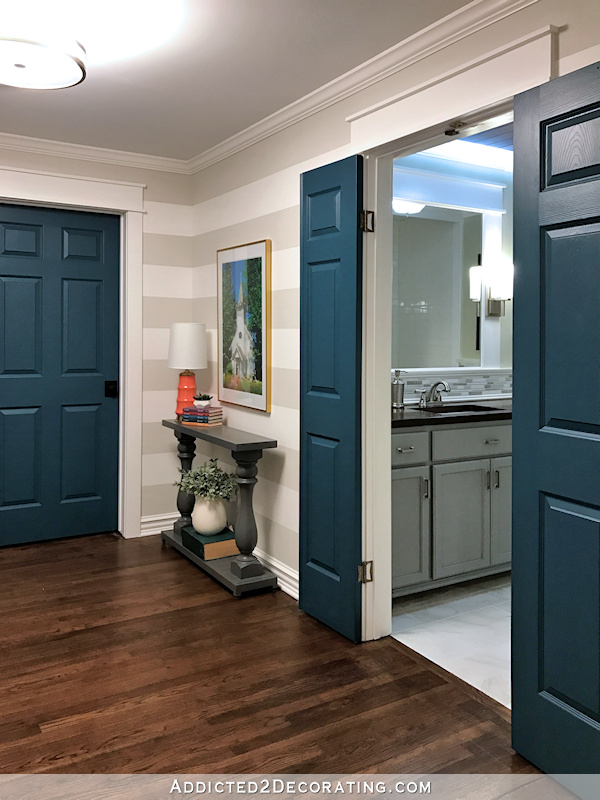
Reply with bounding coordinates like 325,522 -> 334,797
392,465 -> 431,589
490,455 -> 512,565
432,459 -> 491,579
392,419 -> 511,596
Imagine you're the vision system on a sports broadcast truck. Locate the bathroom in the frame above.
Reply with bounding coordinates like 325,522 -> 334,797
389,123 -> 514,708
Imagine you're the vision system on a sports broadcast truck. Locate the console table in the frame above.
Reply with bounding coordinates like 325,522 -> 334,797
161,419 -> 278,597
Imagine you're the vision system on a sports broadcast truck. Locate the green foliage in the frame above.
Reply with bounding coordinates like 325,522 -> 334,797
246,257 -> 262,381
176,459 -> 237,500
193,393 -> 212,401
221,262 -> 236,373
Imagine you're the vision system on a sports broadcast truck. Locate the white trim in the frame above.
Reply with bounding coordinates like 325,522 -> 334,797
0,0 -> 538,175
254,547 -> 299,600
0,131 -> 190,174
140,513 -> 178,537
0,168 -> 144,540
349,26 -> 558,151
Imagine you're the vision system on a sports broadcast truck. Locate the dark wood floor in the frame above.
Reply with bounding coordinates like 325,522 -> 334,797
0,534 -> 537,774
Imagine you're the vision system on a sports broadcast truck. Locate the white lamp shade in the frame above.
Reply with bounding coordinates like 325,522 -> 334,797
469,266 -> 482,302
168,322 -> 207,370
490,262 -> 514,301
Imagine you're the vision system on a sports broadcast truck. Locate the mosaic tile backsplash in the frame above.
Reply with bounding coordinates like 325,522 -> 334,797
392,370 -> 512,402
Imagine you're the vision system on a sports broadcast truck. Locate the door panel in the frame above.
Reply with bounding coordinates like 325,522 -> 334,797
299,156 -> 363,642
512,60 -> 600,772
392,465 -> 431,589
0,204 -> 120,546
433,460 -> 490,579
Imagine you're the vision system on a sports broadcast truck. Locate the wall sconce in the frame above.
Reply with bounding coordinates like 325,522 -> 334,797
168,322 -> 208,418
487,261 -> 514,317
469,256 -> 482,351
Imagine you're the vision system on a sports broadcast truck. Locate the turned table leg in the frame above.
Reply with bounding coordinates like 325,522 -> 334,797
231,449 -> 265,578
174,432 -> 196,533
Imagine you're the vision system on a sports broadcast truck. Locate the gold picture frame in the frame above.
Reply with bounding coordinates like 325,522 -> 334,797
217,240 -> 271,413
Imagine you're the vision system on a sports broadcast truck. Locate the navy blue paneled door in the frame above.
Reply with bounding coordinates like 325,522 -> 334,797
0,204 -> 120,546
299,155 -> 363,642
512,61 -> 600,772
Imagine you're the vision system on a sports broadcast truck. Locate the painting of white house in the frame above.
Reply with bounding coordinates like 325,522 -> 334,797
217,240 -> 271,412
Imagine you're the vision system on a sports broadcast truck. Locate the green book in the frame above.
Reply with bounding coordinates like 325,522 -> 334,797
181,525 -> 238,560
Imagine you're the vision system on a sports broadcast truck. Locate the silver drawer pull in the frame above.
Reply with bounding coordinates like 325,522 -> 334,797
397,446 -> 415,453
422,477 -> 429,499
484,438 -> 500,445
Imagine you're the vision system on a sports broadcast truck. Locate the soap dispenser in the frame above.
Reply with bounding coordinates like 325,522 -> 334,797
391,370 -> 407,409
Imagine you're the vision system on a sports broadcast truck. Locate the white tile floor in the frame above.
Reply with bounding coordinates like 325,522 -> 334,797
392,574 -> 511,708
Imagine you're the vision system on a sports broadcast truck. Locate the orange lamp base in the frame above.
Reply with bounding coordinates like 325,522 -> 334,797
175,370 -> 197,418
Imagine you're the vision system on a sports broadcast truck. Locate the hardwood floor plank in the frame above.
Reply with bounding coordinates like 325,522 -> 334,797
0,534 -> 537,774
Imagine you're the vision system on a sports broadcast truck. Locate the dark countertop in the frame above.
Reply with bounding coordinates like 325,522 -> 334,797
392,398 -> 512,428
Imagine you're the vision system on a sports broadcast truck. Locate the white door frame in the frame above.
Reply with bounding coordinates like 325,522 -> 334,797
0,166 -> 144,539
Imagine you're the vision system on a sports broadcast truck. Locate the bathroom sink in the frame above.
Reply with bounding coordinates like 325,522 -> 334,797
423,403 -> 501,414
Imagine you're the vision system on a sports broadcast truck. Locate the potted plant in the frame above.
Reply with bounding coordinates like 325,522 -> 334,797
176,459 -> 237,535
193,393 -> 212,408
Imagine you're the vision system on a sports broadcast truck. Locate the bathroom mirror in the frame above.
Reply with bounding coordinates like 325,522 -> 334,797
392,205 -> 482,369
391,137 -> 513,371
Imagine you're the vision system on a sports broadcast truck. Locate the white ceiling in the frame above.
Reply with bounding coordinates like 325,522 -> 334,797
0,0 -> 472,161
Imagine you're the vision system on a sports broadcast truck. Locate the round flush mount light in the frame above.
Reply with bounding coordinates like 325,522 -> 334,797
0,37 -> 86,89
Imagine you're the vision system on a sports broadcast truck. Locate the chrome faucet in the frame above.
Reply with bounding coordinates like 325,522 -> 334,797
419,380 -> 450,409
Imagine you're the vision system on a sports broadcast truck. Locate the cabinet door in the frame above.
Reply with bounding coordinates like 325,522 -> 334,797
392,465 -> 431,589
433,460 -> 490,579
490,455 -> 512,566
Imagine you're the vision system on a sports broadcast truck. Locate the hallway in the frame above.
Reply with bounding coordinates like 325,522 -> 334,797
0,535 -> 533,773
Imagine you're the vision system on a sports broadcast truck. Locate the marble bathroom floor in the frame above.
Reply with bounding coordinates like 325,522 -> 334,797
392,574 -> 511,708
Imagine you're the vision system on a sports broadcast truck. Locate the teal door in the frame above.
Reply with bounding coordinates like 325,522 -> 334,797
0,204 -> 120,546
512,61 -> 600,771
299,155 -> 363,642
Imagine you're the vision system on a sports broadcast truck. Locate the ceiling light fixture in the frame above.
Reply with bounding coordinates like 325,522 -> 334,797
392,199 -> 426,215
0,35 -> 86,89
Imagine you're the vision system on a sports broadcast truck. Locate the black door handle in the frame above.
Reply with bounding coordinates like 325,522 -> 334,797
105,380 -> 118,398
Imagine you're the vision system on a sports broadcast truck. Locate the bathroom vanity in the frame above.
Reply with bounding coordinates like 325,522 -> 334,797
391,400 -> 512,597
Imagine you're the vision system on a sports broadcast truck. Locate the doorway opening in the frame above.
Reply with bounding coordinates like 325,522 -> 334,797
384,121 -> 514,707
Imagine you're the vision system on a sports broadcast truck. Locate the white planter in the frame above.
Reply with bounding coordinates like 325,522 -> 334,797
193,399 -> 211,407
191,496 -> 227,535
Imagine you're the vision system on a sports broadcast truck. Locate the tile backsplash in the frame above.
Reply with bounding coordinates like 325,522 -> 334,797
392,369 -> 512,402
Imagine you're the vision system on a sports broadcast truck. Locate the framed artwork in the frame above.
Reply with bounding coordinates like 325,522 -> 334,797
217,240 -> 271,412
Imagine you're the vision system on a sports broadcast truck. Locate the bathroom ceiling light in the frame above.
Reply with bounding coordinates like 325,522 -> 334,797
0,36 -> 86,89
393,199 -> 426,215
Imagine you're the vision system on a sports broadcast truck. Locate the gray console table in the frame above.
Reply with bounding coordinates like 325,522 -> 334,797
161,419 -> 278,597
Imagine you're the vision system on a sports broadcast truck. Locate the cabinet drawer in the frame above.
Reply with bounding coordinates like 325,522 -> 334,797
392,431 -> 429,466
432,424 -> 512,462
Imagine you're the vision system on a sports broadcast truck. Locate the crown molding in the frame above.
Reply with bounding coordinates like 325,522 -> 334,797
0,0 -> 539,176
187,0 -> 539,173
0,130 -> 191,174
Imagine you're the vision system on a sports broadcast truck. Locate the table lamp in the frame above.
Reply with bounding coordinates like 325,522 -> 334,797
168,322 -> 207,418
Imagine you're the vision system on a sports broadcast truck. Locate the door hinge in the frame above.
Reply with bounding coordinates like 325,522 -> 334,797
358,561 -> 374,583
360,210 -> 375,232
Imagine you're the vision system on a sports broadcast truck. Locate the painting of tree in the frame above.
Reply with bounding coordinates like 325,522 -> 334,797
246,256 -> 262,382
221,261 -> 236,374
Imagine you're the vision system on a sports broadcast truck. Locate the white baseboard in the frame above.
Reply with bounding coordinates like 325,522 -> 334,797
139,515 -> 300,600
254,547 -> 299,601
140,513 -> 178,537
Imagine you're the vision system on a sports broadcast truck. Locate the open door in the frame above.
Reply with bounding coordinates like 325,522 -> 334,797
299,155 -> 363,642
512,60 -> 600,771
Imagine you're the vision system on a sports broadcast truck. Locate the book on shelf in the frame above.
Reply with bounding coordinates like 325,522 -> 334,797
181,419 -> 223,428
181,525 -> 238,560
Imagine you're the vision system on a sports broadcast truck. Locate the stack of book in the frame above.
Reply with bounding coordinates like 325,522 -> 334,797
181,405 -> 223,427
181,525 -> 238,560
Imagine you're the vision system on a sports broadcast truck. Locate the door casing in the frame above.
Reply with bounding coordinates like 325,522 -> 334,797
362,108 -> 514,640
0,167 -> 144,539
